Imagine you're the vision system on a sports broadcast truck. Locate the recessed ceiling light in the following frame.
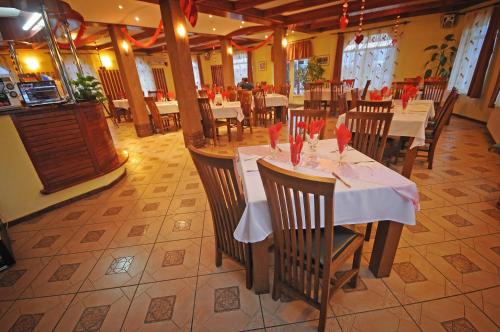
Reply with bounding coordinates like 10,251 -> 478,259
209,14 -> 213,18
212,27 -> 216,31
265,35 -> 268,38
241,21 -> 245,24
118,4 -> 123,9
239,25 -> 243,29
135,16 -> 140,22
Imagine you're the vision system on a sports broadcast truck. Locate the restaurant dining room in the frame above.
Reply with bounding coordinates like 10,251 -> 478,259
0,0 -> 499,331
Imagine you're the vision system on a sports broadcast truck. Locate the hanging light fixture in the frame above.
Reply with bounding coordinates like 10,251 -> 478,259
339,0 -> 349,31
392,15 -> 401,46
354,0 -> 365,44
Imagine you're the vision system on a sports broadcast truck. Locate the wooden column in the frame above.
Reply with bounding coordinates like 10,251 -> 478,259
272,26 -> 287,88
159,0 -> 205,147
108,25 -> 152,137
220,38 -> 235,88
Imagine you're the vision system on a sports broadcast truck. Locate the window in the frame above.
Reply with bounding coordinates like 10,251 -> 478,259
448,7 -> 492,94
192,58 -> 201,89
293,59 -> 308,95
341,32 -> 396,90
233,52 -> 248,85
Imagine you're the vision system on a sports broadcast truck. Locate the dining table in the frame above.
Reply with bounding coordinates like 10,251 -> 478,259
235,139 -> 419,294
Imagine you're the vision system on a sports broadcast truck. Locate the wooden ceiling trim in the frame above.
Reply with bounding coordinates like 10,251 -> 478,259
264,0 -> 338,17
234,0 -> 274,11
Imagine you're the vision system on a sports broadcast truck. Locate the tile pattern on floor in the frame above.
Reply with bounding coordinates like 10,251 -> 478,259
1,116 -> 499,331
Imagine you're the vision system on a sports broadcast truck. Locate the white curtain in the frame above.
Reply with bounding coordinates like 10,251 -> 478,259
62,54 -> 98,81
135,56 -> 156,95
233,52 -> 248,85
192,58 -> 201,89
448,7 -> 492,93
341,29 -> 397,90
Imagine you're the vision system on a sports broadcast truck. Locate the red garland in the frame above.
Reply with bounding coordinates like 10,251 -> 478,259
121,21 -> 163,48
230,33 -> 274,52
180,0 -> 198,27
57,21 -> 87,49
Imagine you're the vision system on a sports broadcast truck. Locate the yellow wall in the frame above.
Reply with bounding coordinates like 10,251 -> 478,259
251,45 -> 273,85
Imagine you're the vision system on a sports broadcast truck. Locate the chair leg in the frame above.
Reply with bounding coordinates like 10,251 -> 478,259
428,143 -> 436,169
318,304 -> 328,332
364,223 -> 372,241
227,121 -> 232,142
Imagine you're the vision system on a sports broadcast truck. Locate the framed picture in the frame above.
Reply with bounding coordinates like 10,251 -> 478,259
317,55 -> 329,66
258,61 -> 267,71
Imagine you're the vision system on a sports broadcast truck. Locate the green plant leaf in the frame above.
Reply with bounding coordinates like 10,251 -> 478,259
440,55 -> 447,65
450,46 -> 458,52
444,34 -> 455,41
440,43 -> 448,49
424,69 -> 433,78
424,45 -> 439,51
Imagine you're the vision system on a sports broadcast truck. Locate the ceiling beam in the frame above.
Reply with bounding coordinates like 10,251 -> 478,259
264,0 -> 336,17
225,25 -> 272,38
234,0 -> 273,11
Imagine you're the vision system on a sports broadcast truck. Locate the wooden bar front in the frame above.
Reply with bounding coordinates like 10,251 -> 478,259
8,102 -> 126,194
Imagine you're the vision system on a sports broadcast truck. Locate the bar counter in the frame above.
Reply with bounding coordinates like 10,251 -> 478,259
0,101 -> 128,222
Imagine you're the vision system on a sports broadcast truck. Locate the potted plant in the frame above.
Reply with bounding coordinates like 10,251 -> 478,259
423,34 -> 457,79
297,56 -> 325,85
71,73 -> 105,102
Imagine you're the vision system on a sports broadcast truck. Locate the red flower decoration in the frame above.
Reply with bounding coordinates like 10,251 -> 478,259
335,124 -> 352,154
340,15 -> 349,31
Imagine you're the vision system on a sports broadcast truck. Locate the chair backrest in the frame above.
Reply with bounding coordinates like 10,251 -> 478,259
338,93 -> 349,115
356,100 -> 392,113
350,88 -> 359,108
197,97 -> 215,138
422,81 -> 448,105
188,147 -> 249,265
391,82 -> 410,99
145,96 -> 165,133
344,111 -> 394,162
434,87 -> 458,124
432,88 -> 459,144
360,80 -> 371,100
240,90 -> 253,117
198,89 -> 208,98
107,95 -> 118,113
253,88 -> 267,114
289,109 -> 328,140
237,89 -> 244,101
279,84 -> 290,97
148,90 -> 164,101
308,82 -> 323,110
228,90 -> 238,101
343,79 -> 355,88
257,158 -> 336,306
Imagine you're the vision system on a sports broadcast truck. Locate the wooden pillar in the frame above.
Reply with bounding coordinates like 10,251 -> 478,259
273,26 -> 287,88
108,25 -> 152,137
220,38 -> 235,88
159,0 -> 205,147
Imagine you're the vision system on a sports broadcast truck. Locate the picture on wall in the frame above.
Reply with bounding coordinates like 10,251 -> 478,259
258,61 -> 267,71
317,55 -> 330,66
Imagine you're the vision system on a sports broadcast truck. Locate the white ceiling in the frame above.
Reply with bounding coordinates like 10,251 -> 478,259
65,0 -> 259,36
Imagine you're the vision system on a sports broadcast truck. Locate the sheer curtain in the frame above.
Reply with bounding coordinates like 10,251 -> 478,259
233,52 -> 248,84
135,56 -> 156,94
192,58 -> 201,89
448,7 -> 492,93
62,54 -> 98,81
341,29 -> 396,90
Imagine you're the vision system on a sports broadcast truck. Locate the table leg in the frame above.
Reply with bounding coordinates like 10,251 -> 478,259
369,220 -> 403,277
251,239 -> 270,294
236,120 -> 243,141
401,138 -> 418,179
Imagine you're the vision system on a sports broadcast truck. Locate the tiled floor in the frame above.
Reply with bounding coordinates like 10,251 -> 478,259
1,116 -> 499,331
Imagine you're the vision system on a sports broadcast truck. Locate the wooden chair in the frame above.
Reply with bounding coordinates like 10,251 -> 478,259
198,89 -> 208,98
343,79 -> 355,89
289,109 -> 327,140
428,87 -> 458,128
338,93 -> 349,115
253,88 -> 269,126
356,100 -> 392,113
391,81 -> 417,99
279,84 -> 290,97
257,159 -> 364,332
308,82 -> 323,111
360,80 -> 371,100
418,88 -> 459,169
107,95 -> 129,123
227,89 -> 238,101
145,97 -> 173,134
147,90 -> 164,101
422,81 -> 447,110
344,111 -> 394,241
240,90 -> 253,134
197,97 -> 231,145
188,147 -> 252,289
329,82 -> 344,115
350,88 -> 359,108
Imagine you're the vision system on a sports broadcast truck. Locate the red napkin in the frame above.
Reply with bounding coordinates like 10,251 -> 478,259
289,134 -> 304,167
402,93 -> 409,110
156,91 -> 164,101
344,79 -> 355,88
209,92 -> 216,102
268,122 -> 283,149
335,124 -> 352,154
369,91 -> 382,101
263,85 -> 269,93
308,119 -> 325,139
297,121 -> 307,132
221,91 -> 228,101
403,85 -> 418,99
167,92 -> 175,100
380,86 -> 390,97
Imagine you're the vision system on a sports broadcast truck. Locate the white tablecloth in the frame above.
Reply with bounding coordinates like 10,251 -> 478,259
265,93 -> 288,107
113,99 -> 180,115
212,102 -> 245,122
337,100 -> 435,149
234,139 -> 418,243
